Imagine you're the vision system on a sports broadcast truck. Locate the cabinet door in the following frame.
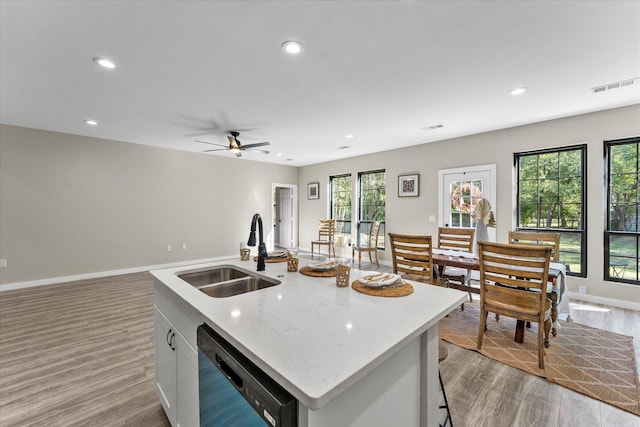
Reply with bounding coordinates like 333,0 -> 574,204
176,331 -> 199,427
154,308 -> 177,426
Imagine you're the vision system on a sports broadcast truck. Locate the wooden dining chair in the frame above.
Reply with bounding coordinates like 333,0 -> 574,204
311,219 -> 336,258
352,221 -> 381,269
388,233 -> 446,286
508,231 -> 560,261
437,227 -> 475,301
508,230 -> 561,336
477,241 -> 553,369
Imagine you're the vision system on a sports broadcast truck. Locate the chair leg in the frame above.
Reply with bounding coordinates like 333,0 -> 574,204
439,370 -> 453,427
358,251 -> 362,269
549,291 -> 558,337
352,248 -> 355,265
374,250 -> 379,268
544,318 -> 551,348
477,308 -> 488,350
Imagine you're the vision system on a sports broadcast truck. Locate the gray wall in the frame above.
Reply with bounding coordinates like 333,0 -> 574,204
0,125 -> 298,285
2,105 -> 640,304
299,105 -> 640,304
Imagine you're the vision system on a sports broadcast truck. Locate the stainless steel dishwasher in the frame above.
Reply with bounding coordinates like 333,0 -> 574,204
197,324 -> 297,427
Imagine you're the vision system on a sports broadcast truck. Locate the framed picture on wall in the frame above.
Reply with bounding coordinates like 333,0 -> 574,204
398,174 -> 419,197
307,182 -> 319,200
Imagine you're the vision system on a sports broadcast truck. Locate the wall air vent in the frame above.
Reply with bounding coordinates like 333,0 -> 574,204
422,124 -> 444,131
592,77 -> 638,94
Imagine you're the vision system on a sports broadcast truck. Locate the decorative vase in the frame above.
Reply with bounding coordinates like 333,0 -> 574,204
474,221 -> 489,255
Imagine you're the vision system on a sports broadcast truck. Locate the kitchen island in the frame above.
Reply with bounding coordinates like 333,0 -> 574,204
151,257 -> 466,427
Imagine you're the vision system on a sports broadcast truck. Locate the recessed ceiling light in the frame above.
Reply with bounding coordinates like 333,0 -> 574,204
510,87 -> 528,95
281,41 -> 304,55
277,153 -> 283,156
84,119 -> 98,126
337,146 -> 350,150
345,134 -> 354,139
93,57 -> 116,69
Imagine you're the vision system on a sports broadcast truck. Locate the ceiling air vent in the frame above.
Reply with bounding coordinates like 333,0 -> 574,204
592,77 -> 638,94
422,124 -> 444,131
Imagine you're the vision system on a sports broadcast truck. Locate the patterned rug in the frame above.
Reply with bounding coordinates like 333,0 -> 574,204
439,301 -> 640,416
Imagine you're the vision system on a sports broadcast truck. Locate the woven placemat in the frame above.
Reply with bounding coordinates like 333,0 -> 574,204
299,266 -> 337,277
351,280 -> 414,297
254,256 -> 288,264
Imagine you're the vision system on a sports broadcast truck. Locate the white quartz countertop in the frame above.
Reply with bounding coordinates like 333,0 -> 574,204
151,257 -> 467,410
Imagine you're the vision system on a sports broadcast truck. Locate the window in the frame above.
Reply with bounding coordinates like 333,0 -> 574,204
515,145 -> 587,276
449,179 -> 484,227
330,174 -> 352,247
605,137 -> 639,284
358,170 -> 386,249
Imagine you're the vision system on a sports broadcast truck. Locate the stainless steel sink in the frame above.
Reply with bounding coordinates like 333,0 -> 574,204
178,265 -> 280,298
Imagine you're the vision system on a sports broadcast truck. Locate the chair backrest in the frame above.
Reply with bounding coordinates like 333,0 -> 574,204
388,233 -> 434,281
508,231 -> 560,262
318,219 -> 336,242
438,227 -> 475,252
365,221 -> 382,249
478,241 -> 552,313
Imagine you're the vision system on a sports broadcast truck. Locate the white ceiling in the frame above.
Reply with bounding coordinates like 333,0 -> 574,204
1,1 -> 639,167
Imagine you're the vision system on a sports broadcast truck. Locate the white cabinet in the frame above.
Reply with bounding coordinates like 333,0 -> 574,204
154,306 -> 199,427
155,308 -> 178,425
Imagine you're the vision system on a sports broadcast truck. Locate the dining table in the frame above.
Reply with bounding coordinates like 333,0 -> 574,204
432,248 -> 568,344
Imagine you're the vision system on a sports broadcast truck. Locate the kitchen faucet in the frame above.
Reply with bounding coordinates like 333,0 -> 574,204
247,213 -> 267,271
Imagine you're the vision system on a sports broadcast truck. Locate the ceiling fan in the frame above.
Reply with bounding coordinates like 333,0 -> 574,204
197,131 -> 270,158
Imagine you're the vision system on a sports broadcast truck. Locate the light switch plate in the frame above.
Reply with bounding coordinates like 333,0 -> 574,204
0,259 -> 6,268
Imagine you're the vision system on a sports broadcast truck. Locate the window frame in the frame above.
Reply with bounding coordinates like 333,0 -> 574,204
604,136 -> 640,285
514,144 -> 587,277
329,174 -> 352,247
357,169 -> 386,250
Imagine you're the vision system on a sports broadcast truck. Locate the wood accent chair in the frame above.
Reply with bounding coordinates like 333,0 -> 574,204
311,219 -> 336,258
477,241 -> 553,369
388,233 -> 447,286
352,221 -> 381,269
437,227 -> 475,302
508,230 -> 562,336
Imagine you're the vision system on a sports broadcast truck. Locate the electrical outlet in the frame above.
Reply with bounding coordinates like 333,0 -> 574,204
181,243 -> 187,250
0,259 -> 6,268
167,245 -> 172,252
578,285 -> 587,295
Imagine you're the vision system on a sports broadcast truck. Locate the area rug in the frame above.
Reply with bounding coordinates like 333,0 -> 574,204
439,301 -> 640,416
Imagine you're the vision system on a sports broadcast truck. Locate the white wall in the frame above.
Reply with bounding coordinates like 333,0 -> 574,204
0,125 -> 298,286
299,105 -> 640,304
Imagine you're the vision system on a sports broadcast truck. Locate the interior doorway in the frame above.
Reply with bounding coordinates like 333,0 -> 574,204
271,183 -> 298,251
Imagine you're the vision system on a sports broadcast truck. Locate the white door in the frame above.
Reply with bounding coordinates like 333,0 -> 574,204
438,164 -> 496,237
277,187 -> 293,248
271,183 -> 297,251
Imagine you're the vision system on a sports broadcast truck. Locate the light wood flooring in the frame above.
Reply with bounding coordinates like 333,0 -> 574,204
0,260 -> 638,426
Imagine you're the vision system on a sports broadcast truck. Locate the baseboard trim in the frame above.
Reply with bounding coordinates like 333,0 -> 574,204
0,255 -> 237,292
566,291 -> 640,311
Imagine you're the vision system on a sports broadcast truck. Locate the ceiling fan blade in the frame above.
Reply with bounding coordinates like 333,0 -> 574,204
196,139 -> 228,148
203,148 -> 229,152
241,141 -> 270,149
